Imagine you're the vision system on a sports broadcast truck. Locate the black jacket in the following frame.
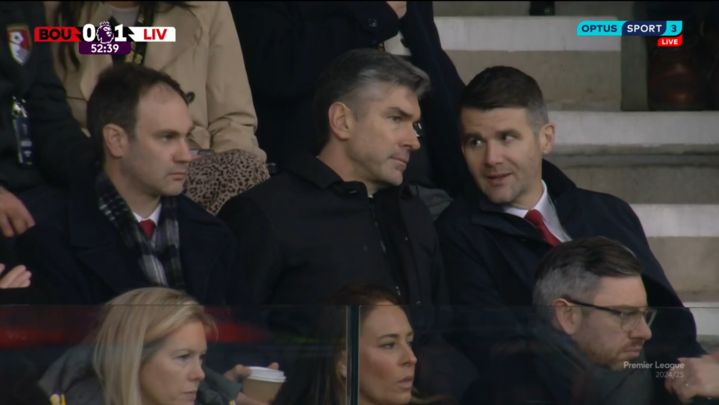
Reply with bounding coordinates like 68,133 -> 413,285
436,161 -> 702,371
15,173 -> 249,305
218,155 -> 446,306
0,2 -> 92,191
230,1 -> 467,194
462,322 -> 668,405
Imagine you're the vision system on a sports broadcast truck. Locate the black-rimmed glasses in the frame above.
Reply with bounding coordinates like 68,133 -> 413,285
563,296 -> 657,330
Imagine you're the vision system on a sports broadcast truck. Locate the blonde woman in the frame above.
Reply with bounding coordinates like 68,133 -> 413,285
40,287 -> 268,405
94,287 -> 216,405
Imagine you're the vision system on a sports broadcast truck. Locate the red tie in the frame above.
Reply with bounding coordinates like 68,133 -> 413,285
139,219 -> 155,239
525,209 -> 561,246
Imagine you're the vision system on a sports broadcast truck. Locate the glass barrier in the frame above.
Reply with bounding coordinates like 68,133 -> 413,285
354,305 -> 719,405
0,305 -> 717,405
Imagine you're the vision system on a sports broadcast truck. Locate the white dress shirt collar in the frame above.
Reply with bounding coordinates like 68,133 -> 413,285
132,203 -> 162,225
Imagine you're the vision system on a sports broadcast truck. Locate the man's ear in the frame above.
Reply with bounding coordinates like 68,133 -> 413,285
103,124 -> 129,159
538,122 -> 555,155
552,298 -> 581,335
328,102 -> 353,141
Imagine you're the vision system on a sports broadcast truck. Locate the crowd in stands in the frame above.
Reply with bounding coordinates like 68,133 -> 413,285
0,2 -> 717,405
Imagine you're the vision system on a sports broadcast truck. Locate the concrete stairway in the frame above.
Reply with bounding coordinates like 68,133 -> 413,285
548,111 -> 719,303
435,16 -> 622,110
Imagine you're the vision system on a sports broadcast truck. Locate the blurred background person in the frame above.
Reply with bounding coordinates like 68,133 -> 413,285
643,2 -> 719,110
48,1 -> 268,214
1,2 -> 93,238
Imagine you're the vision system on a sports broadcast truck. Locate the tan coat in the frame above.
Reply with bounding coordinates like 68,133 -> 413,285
46,1 -> 266,161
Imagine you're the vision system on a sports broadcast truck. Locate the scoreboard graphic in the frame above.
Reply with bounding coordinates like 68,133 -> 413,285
34,21 -> 175,55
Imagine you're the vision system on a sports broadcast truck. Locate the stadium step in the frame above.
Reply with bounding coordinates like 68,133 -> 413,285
545,111 -> 719,303
435,16 -> 622,110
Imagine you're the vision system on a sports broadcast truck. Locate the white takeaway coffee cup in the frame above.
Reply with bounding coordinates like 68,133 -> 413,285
243,367 -> 286,402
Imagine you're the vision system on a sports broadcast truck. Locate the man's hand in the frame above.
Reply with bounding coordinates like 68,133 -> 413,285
666,355 -> 719,403
224,362 -> 280,405
0,187 -> 35,237
0,263 -> 31,289
386,1 -> 407,19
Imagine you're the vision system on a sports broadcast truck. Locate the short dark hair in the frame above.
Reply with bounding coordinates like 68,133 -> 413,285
312,48 -> 430,153
533,237 -> 643,322
460,66 -> 548,132
86,64 -> 188,161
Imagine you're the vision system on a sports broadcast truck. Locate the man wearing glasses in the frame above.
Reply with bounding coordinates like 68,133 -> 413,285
467,237 -> 662,405
534,237 -> 655,372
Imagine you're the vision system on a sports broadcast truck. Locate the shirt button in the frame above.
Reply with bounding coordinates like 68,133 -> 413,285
367,18 -> 378,28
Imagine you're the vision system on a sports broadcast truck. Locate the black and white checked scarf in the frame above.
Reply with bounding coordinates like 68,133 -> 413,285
95,172 -> 185,289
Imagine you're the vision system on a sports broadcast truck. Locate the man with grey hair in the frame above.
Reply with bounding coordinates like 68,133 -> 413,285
533,237 -> 654,372
219,48 -> 445,306
465,237 -> 661,405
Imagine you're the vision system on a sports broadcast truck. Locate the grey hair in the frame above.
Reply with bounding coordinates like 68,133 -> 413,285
532,237 -> 643,323
312,48 -> 431,153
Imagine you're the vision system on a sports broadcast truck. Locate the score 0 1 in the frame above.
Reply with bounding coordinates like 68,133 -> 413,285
81,22 -> 126,43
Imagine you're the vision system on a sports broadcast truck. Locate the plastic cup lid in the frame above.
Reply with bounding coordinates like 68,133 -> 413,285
247,366 -> 286,383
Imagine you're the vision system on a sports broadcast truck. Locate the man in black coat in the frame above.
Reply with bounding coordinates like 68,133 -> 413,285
464,238 -> 671,405
0,2 -> 93,238
230,1 -> 467,213
437,66 -> 702,390
15,64 -> 248,306
219,48 -> 461,400
219,49 -> 444,308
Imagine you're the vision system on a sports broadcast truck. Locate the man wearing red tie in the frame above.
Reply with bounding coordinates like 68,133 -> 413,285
436,66 -> 702,396
15,64 -> 248,305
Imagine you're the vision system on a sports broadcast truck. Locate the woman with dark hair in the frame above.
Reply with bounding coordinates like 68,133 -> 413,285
274,284 -> 446,405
